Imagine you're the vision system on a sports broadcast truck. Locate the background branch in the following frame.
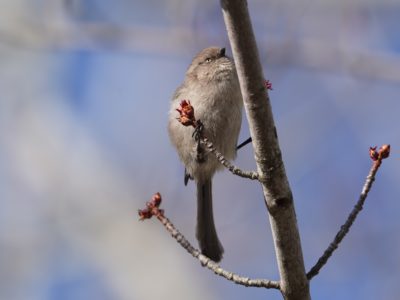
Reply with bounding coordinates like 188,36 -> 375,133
9,19 -> 400,83
220,1 -> 310,299
307,145 -> 390,280
138,193 -> 281,290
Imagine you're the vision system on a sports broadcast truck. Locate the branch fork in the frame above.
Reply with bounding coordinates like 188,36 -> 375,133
176,100 -> 259,180
141,94 -> 391,291
307,144 -> 390,279
138,192 -> 280,290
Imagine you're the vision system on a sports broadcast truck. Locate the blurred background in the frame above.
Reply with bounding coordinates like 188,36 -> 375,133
0,0 -> 399,299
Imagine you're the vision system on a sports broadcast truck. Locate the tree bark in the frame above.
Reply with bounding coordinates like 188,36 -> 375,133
220,1 -> 310,299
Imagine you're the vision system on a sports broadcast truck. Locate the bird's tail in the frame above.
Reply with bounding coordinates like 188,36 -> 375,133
196,179 -> 224,262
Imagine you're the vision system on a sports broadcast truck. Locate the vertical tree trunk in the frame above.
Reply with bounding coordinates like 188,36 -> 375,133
220,1 -> 310,299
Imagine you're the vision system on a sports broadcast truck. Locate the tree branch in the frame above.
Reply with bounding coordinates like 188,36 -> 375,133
220,1 -> 310,299
175,100 -> 259,181
138,193 -> 280,290
307,145 -> 390,280
200,136 -> 259,180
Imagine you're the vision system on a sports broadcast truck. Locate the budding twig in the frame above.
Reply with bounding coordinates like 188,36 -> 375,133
175,100 -> 259,180
139,193 -> 281,290
307,144 -> 390,280
200,136 -> 259,180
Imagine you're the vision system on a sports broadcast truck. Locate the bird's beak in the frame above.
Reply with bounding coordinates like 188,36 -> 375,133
219,48 -> 226,57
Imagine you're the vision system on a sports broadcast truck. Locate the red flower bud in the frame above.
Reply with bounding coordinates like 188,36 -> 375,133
177,116 -> 195,127
152,192 -> 162,207
369,146 -> 378,161
176,100 -> 196,127
264,80 -> 273,91
378,144 -> 390,159
138,208 -> 152,220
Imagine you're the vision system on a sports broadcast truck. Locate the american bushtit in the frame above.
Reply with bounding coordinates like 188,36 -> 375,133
168,47 -> 242,262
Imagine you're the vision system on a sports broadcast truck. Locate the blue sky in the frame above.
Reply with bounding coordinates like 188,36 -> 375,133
0,1 -> 399,299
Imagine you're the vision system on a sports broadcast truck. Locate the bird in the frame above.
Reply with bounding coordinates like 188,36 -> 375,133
168,47 -> 242,262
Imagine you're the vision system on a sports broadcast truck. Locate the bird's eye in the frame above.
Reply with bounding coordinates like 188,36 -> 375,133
205,57 -> 212,63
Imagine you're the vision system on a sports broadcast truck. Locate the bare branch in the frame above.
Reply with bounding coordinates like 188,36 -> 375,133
307,145 -> 391,280
200,136 -> 259,180
138,193 -> 280,290
174,100 -> 259,181
157,213 -> 280,289
220,1 -> 310,299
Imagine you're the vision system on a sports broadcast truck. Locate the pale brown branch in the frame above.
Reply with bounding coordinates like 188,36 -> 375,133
157,213 -> 280,289
138,193 -> 280,290
174,101 -> 259,181
220,0 -> 310,299
307,145 -> 390,280
200,136 -> 259,180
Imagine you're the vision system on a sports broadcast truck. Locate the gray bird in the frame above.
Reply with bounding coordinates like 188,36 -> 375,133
168,47 -> 243,262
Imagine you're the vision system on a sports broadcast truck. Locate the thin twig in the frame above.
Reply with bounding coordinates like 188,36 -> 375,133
201,137 -> 259,180
158,213 -> 280,289
175,100 -> 259,181
138,193 -> 280,290
307,145 -> 390,280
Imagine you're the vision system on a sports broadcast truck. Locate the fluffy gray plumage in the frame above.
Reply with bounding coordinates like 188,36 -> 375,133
168,47 -> 242,262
